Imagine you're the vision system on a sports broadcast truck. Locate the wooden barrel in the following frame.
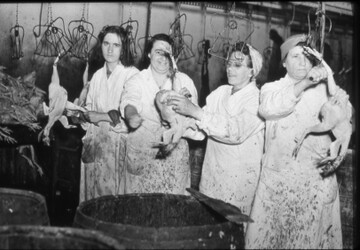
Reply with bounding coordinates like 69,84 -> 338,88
0,225 -> 124,249
336,149 -> 354,249
0,188 -> 50,226
73,193 -> 244,249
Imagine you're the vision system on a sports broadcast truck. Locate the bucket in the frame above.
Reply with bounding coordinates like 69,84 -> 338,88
73,193 -> 244,249
0,225 -> 124,249
0,188 -> 50,226
336,149 -> 354,249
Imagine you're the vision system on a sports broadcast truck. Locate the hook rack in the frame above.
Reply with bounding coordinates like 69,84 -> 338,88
33,5 -> 72,58
68,17 -> 98,60
208,9 -> 255,61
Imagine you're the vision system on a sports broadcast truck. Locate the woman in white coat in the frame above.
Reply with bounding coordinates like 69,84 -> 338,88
245,34 -> 352,249
120,33 -> 198,194
168,41 -> 265,216
79,25 -> 139,202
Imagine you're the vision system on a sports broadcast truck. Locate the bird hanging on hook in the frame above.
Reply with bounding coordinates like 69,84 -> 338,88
120,3 -> 139,65
10,3 -> 24,60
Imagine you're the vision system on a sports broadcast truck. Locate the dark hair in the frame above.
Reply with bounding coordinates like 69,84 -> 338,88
88,25 -> 133,78
138,33 -> 174,70
230,41 -> 253,68
145,33 -> 174,55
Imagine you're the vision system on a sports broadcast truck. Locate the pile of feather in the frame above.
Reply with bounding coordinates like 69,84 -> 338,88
0,66 -> 45,143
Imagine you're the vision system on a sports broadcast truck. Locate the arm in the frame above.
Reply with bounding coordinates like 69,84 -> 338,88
170,94 -> 264,144
258,81 -> 301,120
198,101 -> 264,144
120,74 -> 144,130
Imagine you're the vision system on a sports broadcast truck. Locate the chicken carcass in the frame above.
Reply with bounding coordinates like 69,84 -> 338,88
154,89 -> 196,159
292,46 -> 353,177
39,55 -> 86,146
153,50 -> 196,158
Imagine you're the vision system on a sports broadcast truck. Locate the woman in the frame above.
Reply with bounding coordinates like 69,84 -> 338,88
168,42 -> 265,216
245,34 -> 352,249
119,33 -> 198,195
79,25 -> 139,202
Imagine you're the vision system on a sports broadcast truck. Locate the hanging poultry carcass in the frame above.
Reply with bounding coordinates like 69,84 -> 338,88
154,50 -> 196,159
154,89 -> 196,159
292,46 -> 353,177
38,55 -> 86,146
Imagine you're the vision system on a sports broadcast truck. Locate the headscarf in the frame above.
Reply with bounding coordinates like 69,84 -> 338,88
248,44 -> 263,78
280,34 -> 308,61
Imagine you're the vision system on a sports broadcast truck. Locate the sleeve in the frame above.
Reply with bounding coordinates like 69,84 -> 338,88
125,67 -> 140,82
115,67 -> 140,112
176,73 -> 205,140
80,73 -> 97,131
119,73 -> 143,116
196,95 -> 264,145
258,80 -> 301,120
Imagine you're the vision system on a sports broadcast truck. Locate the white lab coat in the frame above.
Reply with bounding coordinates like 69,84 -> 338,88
119,67 -> 198,195
193,81 -> 265,216
79,63 -> 139,202
245,74 -> 343,249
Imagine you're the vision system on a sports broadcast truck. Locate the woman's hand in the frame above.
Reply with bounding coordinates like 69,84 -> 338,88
128,113 -> 143,129
294,64 -> 328,97
168,95 -> 204,121
178,87 -> 192,98
306,64 -> 328,85
124,104 -> 143,130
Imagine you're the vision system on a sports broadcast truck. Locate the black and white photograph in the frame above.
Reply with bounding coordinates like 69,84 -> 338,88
0,2 -> 357,249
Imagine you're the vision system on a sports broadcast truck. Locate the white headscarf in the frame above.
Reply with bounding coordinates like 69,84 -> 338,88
247,44 -> 263,78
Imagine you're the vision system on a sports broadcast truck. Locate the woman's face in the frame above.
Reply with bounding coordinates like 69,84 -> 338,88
102,33 -> 122,64
226,51 -> 252,86
283,46 -> 313,80
149,40 -> 172,74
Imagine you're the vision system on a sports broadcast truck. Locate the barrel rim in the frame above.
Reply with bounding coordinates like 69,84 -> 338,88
0,187 -> 50,225
0,187 -> 47,204
0,225 -> 124,249
75,193 -> 242,232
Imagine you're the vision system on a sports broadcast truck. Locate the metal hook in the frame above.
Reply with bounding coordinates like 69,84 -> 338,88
68,16 -> 97,60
